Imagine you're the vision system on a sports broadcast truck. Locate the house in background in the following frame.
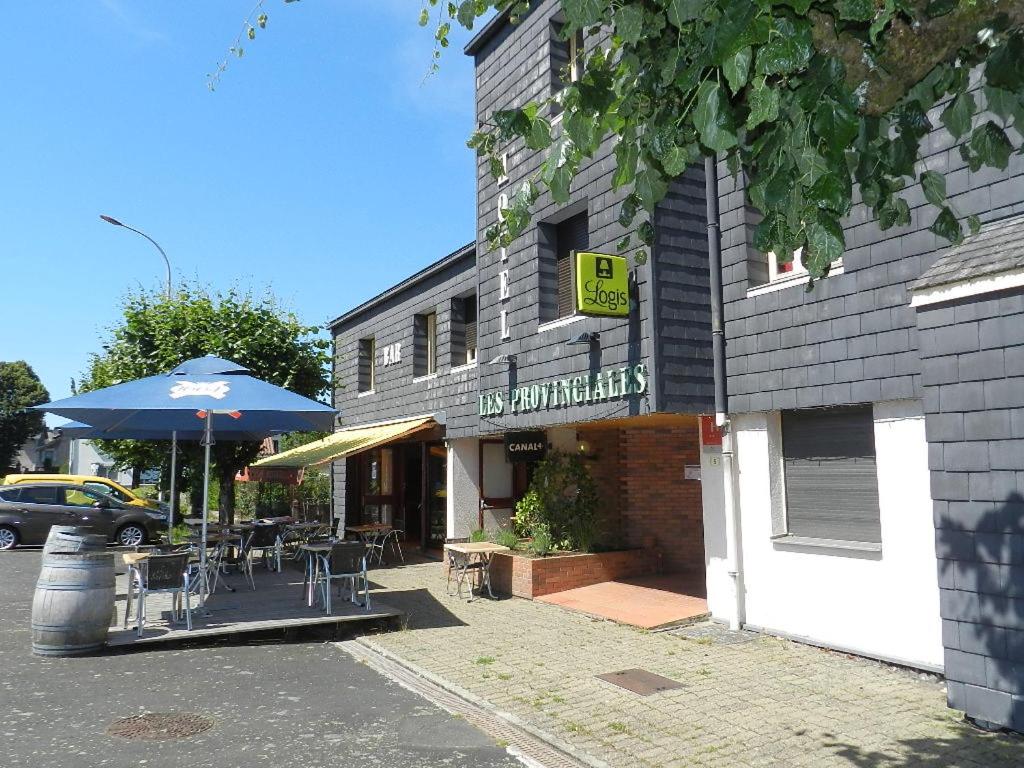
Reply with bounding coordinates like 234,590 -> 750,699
10,426 -> 131,486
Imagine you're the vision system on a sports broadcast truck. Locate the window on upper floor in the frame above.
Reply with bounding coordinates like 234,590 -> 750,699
749,245 -> 843,294
464,295 -> 478,364
357,337 -> 375,393
539,210 -> 588,324
450,294 -> 478,367
550,20 -> 584,107
414,312 -> 438,378
777,406 -> 881,545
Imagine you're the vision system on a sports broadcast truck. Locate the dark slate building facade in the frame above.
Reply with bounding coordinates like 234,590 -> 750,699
461,1 -> 719,576
715,75 -> 1024,728
328,243 -> 479,548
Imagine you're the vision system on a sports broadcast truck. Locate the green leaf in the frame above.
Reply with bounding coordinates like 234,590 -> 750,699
812,98 -> 858,151
635,167 -> 669,212
836,0 -> 875,21
925,0 -> 957,18
969,121 -> 1013,170
457,1 -> 477,29
661,145 -> 689,177
723,47 -> 752,95
939,92 -> 975,141
756,17 -> 812,76
526,116 -> 553,151
806,213 -> 845,266
619,194 -> 641,228
929,206 -> 963,245
612,141 -> 639,188
878,197 -> 910,231
807,173 -> 851,215
869,0 -> 895,43
613,4 -> 644,45
563,0 -> 608,27
666,0 -> 703,28
919,170 -> 946,207
692,81 -> 738,151
983,86 -> 1023,124
985,34 -> 1024,92
548,165 -> 573,204
967,214 -> 981,235
746,78 -> 779,130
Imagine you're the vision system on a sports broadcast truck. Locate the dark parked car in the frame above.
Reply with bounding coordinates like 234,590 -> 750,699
0,482 -> 167,550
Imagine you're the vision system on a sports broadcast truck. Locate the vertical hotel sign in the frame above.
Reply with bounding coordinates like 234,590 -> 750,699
574,252 -> 629,317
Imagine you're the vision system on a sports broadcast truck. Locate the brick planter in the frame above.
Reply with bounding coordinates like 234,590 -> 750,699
488,548 -> 656,599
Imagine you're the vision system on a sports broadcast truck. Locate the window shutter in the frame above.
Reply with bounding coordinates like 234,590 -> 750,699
464,295 -> 477,356
782,406 -> 880,543
555,213 -> 588,319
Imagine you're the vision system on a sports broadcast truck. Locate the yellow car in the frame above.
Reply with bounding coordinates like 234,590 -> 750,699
1,474 -> 161,511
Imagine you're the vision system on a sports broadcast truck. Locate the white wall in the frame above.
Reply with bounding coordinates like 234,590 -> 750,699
699,440 -> 730,621
726,400 -> 943,670
447,438 -> 480,540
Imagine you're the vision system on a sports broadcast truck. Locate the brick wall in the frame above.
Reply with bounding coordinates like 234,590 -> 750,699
489,549 -> 657,598
620,425 -> 705,574
580,421 -> 705,575
917,287 -> 1024,730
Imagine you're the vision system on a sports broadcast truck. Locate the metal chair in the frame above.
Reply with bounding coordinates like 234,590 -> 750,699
125,553 -> 192,637
247,523 -> 282,572
380,527 -> 405,564
314,541 -> 370,615
215,533 -> 256,592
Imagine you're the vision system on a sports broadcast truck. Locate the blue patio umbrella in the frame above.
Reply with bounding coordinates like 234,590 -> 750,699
37,355 -> 336,601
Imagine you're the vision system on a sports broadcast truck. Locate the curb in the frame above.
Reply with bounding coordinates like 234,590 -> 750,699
344,636 -> 612,768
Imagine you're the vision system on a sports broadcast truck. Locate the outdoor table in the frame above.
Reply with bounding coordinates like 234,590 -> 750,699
346,524 -> 392,566
445,542 -> 509,601
187,532 -> 242,594
280,522 -> 331,565
298,542 -> 334,607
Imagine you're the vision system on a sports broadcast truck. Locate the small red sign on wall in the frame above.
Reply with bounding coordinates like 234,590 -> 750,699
700,415 -> 722,447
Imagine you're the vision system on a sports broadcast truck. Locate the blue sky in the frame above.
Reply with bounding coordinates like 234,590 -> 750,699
0,1 -> 479,412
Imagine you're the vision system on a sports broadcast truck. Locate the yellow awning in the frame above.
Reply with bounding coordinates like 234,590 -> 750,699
253,415 -> 437,468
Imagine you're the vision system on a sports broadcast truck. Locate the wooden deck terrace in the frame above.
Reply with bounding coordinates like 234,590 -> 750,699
106,559 -> 402,648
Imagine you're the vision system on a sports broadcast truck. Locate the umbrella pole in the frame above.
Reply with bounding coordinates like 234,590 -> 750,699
200,413 -> 213,606
169,431 -> 177,540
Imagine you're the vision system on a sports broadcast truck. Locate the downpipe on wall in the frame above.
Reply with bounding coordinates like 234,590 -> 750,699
705,155 -> 745,631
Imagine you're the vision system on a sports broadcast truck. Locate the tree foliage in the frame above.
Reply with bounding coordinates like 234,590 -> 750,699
422,0 -> 1024,277
0,361 -> 50,471
513,450 -> 600,552
79,283 -> 332,521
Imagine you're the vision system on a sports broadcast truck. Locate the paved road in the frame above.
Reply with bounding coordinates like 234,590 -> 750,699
0,550 -> 523,768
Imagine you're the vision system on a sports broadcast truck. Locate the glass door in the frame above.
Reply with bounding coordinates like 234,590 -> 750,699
426,442 -> 447,548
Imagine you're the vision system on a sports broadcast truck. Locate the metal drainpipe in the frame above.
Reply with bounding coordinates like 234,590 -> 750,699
705,155 -> 745,631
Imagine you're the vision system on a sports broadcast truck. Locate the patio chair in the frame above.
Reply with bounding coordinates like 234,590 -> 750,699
124,552 -> 192,637
314,541 -> 370,615
247,523 -> 282,572
380,526 -> 406,565
212,533 -> 256,592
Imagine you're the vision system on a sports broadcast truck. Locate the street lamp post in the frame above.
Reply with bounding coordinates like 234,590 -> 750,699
99,215 -> 172,299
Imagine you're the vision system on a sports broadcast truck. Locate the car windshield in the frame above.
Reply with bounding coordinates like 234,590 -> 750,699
84,482 -> 129,502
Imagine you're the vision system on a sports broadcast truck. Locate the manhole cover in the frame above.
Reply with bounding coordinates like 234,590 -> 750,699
106,713 -> 214,741
596,668 -> 684,696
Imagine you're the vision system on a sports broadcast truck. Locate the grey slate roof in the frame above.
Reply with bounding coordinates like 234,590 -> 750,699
913,213 -> 1024,292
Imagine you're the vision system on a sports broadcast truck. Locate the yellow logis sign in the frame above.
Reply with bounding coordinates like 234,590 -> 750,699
574,251 -> 629,317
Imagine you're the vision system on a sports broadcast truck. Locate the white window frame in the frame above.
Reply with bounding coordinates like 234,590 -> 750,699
425,312 -> 437,376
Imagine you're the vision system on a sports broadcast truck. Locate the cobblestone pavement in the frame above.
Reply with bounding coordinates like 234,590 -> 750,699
363,561 -> 1024,768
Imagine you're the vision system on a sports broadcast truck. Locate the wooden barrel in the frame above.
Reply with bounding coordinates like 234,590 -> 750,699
43,526 -> 106,556
31,551 -> 115,656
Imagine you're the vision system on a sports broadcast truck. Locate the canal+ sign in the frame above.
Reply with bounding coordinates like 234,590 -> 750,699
574,251 -> 629,318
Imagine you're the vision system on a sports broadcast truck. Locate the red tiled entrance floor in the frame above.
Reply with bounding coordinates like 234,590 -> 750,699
536,573 -> 709,629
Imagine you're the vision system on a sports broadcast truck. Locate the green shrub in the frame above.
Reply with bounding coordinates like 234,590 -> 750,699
491,528 -> 520,550
529,524 -> 553,556
469,528 -> 489,543
513,450 -> 599,552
